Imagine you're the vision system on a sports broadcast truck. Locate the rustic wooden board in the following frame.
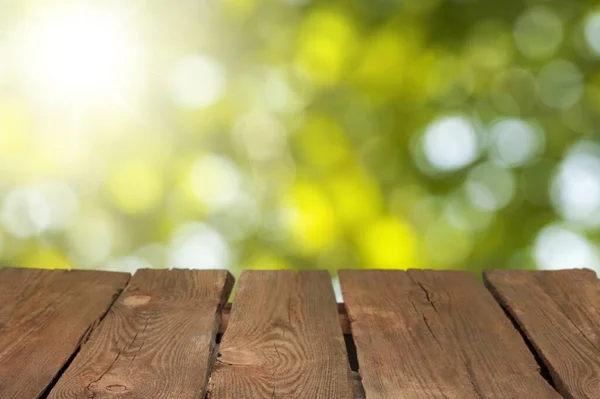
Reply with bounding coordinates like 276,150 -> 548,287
485,269 -> 600,399
207,270 -> 355,399
0,268 -> 129,399
219,302 -> 351,335
340,269 -> 559,399
48,269 -> 233,399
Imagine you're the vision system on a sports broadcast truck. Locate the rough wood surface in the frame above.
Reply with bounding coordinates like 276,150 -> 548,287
48,269 -> 233,399
485,269 -> 600,399
208,270 -> 355,399
340,269 -> 559,399
219,302 -> 351,335
0,268 -> 129,399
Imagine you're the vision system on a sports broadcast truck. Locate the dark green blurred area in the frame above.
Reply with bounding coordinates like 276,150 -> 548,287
0,0 -> 599,278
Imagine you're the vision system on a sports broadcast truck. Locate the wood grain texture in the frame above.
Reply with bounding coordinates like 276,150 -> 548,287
219,302 -> 351,335
340,269 -> 559,399
48,269 -> 233,399
0,267 -> 129,399
207,270 -> 355,399
485,268 -> 600,399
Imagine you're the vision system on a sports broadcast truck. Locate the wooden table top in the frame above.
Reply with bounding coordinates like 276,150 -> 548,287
0,267 -> 598,399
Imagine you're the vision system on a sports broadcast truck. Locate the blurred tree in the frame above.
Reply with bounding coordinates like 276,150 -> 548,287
0,0 -> 599,276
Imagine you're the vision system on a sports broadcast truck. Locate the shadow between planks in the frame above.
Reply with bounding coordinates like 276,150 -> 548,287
0,270 -> 600,399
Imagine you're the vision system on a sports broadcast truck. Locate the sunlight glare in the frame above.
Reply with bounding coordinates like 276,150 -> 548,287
18,5 -> 140,105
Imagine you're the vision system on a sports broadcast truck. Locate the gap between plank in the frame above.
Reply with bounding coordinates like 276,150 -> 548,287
483,281 -> 557,390
344,332 -> 366,399
215,302 -> 364,398
38,277 -> 131,399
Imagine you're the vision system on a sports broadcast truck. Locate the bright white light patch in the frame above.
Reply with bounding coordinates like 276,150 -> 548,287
534,224 -> 600,271
190,154 -> 241,212
168,222 -> 230,269
17,5 -> 140,105
488,118 -> 543,167
169,55 -> 226,109
0,182 -> 78,238
67,214 -> 114,267
422,116 -> 480,172
1,187 -> 51,238
551,142 -> 600,227
233,111 -> 288,161
584,11 -> 600,57
0,46 -> 6,87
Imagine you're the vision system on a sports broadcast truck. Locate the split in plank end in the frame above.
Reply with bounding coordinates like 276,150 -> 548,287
0,268 -> 129,399
48,268 -> 233,399
484,268 -> 600,399
340,269 -> 559,399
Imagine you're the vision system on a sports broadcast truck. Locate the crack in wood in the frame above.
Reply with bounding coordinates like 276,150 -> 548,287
483,280 -> 557,389
39,282 -> 129,399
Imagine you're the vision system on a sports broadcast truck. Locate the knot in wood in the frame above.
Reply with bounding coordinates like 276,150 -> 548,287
90,375 -> 131,394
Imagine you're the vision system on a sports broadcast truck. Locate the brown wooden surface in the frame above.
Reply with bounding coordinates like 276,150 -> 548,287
48,269 -> 233,399
207,270 -> 355,399
340,269 -> 560,399
219,302 -> 351,335
485,269 -> 600,399
0,268 -> 129,399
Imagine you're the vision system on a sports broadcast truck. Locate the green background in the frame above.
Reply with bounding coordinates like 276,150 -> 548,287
0,0 -> 599,281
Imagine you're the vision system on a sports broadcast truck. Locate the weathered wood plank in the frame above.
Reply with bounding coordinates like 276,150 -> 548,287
49,269 -> 233,399
219,302 -> 351,335
0,268 -> 129,399
340,269 -> 559,399
485,268 -> 600,399
208,270 -> 355,399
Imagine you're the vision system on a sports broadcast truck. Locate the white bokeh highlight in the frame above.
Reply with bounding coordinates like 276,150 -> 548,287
191,154 -> 242,212
169,54 -> 226,109
488,119 -> 544,168
2,188 -> 51,238
584,11 -> 600,57
1,182 -> 78,238
534,224 -> 600,272
168,222 -> 230,269
552,142 -> 600,227
422,116 -> 480,172
68,215 -> 114,267
233,111 -> 288,161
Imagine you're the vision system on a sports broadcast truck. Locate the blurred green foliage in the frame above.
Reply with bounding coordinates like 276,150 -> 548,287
1,0 -> 600,276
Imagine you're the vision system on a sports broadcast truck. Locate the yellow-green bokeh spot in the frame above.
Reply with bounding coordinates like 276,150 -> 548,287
297,115 -> 353,172
296,8 -> 358,86
19,247 -> 72,270
283,181 -> 339,255
358,216 -> 418,269
105,157 -> 165,215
